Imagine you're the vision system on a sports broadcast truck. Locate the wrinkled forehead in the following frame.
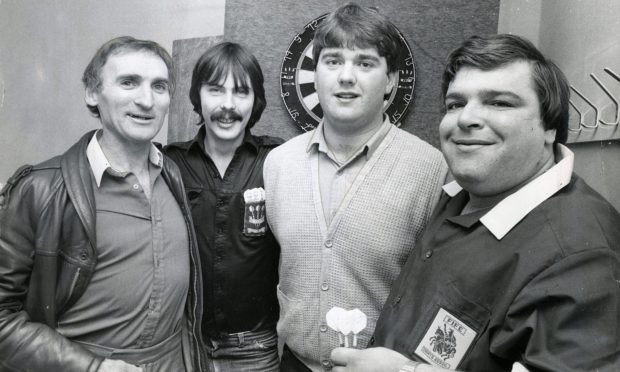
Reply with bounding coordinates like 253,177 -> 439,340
100,49 -> 170,80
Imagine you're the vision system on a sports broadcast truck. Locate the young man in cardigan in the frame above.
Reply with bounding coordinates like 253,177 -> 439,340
263,3 -> 448,371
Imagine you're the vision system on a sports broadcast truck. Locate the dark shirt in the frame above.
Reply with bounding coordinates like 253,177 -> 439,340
372,174 -> 620,371
164,126 -> 282,338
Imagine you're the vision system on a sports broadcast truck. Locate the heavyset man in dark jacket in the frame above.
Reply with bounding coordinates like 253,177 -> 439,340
0,37 -> 207,372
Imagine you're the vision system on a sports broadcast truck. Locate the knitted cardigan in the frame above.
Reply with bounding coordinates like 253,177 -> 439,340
264,125 -> 448,370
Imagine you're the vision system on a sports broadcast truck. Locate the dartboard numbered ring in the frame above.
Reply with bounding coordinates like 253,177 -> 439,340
280,14 -> 416,132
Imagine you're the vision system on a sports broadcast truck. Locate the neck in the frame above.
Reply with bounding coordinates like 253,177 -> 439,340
323,114 -> 384,161
465,151 -> 556,213
98,132 -> 151,175
204,132 -> 244,177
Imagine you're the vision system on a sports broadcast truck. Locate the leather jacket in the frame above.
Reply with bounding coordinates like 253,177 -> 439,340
0,131 -> 208,371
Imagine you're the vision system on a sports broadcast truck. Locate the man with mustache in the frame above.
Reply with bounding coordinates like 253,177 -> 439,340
263,3 -> 448,371
331,34 -> 620,371
0,36 -> 206,371
164,42 -> 282,371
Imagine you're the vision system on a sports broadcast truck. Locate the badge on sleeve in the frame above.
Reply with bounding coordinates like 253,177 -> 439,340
414,308 -> 477,369
243,188 -> 267,236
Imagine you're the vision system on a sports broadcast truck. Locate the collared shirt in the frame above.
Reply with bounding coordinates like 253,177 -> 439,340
373,145 -> 620,371
164,126 -> 282,338
58,132 -> 190,353
308,117 -> 392,225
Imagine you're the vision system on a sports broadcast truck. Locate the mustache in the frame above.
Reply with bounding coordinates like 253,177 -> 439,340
210,109 -> 243,122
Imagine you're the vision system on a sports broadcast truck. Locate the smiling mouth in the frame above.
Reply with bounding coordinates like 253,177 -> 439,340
128,113 -> 154,121
453,138 -> 493,146
452,139 -> 494,152
334,92 -> 360,99
217,118 -> 237,125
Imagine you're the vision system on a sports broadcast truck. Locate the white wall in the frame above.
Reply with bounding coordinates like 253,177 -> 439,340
0,0 -> 225,182
499,0 -> 620,211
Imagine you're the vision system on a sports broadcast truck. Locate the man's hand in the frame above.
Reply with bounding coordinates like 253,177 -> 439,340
98,359 -> 143,372
331,347 -> 410,372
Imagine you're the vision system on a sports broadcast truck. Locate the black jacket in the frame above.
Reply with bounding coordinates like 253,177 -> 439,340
0,131 -> 208,371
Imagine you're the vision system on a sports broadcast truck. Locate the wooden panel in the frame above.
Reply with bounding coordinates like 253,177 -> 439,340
169,36 -> 224,143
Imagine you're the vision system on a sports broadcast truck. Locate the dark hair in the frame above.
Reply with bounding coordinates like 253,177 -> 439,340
82,36 -> 175,118
189,42 -> 266,129
312,2 -> 402,74
441,34 -> 570,144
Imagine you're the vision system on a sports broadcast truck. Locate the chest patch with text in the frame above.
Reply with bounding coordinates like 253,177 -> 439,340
415,307 -> 477,369
243,187 -> 267,236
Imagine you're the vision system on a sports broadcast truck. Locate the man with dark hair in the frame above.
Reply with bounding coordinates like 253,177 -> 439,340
331,34 -> 620,372
164,42 -> 281,371
264,3 -> 447,371
0,36 -> 206,372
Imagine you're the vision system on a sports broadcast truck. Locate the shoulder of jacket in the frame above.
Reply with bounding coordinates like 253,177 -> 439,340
0,156 -> 63,208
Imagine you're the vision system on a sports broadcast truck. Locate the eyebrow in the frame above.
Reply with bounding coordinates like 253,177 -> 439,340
355,54 -> 381,62
320,51 -> 343,60
152,77 -> 170,86
444,90 -> 524,102
116,74 -> 169,85
116,74 -> 141,82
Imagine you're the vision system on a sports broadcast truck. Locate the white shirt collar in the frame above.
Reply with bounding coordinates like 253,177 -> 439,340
442,144 -> 574,240
86,131 -> 163,187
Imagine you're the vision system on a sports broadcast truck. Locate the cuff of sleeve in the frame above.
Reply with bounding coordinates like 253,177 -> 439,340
399,360 -> 420,372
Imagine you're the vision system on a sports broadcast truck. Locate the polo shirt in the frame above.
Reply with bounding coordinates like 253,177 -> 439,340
57,132 -> 189,354
309,117 -> 392,226
373,145 -> 620,371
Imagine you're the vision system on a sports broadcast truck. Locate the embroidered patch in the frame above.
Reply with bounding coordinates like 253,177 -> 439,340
243,188 -> 267,236
414,307 -> 477,369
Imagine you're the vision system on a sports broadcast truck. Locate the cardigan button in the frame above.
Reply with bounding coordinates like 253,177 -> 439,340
324,240 -> 333,248
321,282 -> 329,291
320,324 -> 327,332
425,250 -> 433,259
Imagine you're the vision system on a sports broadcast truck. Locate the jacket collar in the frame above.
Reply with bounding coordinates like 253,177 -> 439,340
443,144 -> 574,240
60,130 -> 99,250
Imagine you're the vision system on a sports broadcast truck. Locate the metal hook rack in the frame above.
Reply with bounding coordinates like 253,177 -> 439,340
568,67 -> 620,134
569,85 -> 599,129
591,71 -> 619,126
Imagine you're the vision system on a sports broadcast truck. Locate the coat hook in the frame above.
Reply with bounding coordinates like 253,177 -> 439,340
604,68 -> 619,83
590,73 -> 619,126
568,100 -> 584,132
570,85 -> 599,128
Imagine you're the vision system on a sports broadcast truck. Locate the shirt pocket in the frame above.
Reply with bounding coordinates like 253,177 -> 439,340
406,281 -> 490,370
238,189 -> 268,237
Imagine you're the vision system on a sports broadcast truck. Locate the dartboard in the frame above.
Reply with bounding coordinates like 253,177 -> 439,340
280,14 -> 416,132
